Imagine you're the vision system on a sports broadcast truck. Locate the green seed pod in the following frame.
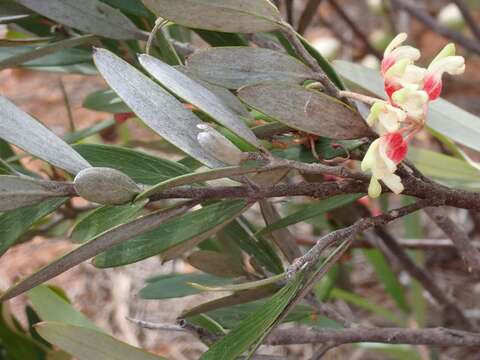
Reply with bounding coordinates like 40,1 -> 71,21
74,167 -> 140,205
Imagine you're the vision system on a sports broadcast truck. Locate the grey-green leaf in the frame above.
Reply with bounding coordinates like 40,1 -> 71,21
334,60 -> 480,153
143,0 -> 282,33
139,54 -> 259,147
0,96 -> 91,174
93,48 -> 223,168
175,65 -> 251,118
0,176 -> 72,211
238,83 -> 373,139
0,198 -> 66,256
35,322 -> 166,360
187,47 -> 314,89
16,0 -> 143,40
187,250 -> 246,278
93,200 -> 248,268
0,203 -> 192,301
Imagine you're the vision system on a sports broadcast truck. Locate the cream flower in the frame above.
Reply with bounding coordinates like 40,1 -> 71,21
361,132 -> 408,198
423,43 -> 465,100
381,33 -> 421,74
367,101 -> 407,135
391,85 -> 429,119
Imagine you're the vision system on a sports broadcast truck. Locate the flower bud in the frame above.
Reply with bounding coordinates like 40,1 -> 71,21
74,167 -> 140,205
438,3 -> 465,31
197,124 -> 244,166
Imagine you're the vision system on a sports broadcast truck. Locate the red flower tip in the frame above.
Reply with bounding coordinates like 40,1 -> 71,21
384,132 -> 408,164
423,74 -> 442,101
114,112 -> 134,124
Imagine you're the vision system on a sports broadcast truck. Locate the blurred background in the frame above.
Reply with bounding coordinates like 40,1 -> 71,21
1,0 -> 480,359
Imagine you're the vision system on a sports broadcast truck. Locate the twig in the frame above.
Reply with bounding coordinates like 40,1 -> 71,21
267,326 -> 480,346
338,90 -> 380,105
453,0 -> 480,41
425,207 -> 480,276
297,0 -> 324,35
281,25 -> 340,98
373,226 -> 473,330
326,0 -> 382,59
390,0 -> 480,55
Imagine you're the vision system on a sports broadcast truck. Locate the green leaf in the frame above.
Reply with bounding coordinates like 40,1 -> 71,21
35,322 -> 166,360
193,29 -> 248,47
140,54 -> 259,147
64,119 -> 117,144
93,48 -> 223,168
100,0 -> 152,17
408,147 -> 480,190
258,194 -> 362,235
221,219 -> 284,274
358,344 -> 422,360
82,89 -> 130,113
0,35 -> 96,70
238,83 -> 373,139
363,249 -> 410,314
70,201 -> 147,243
0,203 -> 192,301
28,285 -> 99,330
187,47 -> 314,89
0,198 -> 66,256
93,200 -> 248,267
0,304 -> 45,360
143,0 -> 282,33
73,144 -> 190,185
150,26 -> 182,66
0,96 -> 91,174
200,274 -> 304,360
334,60 -> 480,153
0,176 -> 72,212
16,0 -> 143,40
140,273 -> 230,300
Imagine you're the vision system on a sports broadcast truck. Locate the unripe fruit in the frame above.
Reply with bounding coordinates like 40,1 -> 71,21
74,167 -> 140,205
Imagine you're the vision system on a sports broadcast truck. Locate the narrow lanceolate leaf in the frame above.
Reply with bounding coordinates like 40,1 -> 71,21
16,0 -> 143,40
35,323 -> 166,360
143,0 -> 283,33
0,96 -> 91,174
0,198 -> 66,256
74,144 -> 190,185
187,47 -> 314,89
70,201 -> 147,243
0,203 -> 193,301
0,34 -> 97,70
140,55 -> 259,147
187,250 -> 246,278
137,165 -> 262,201
334,60 -> 480,153
93,48 -> 223,168
93,200 -> 248,267
176,65 -> 251,118
200,274 -> 304,360
28,285 -> 99,330
258,194 -> 362,235
238,83 -> 373,140
0,176 -> 73,211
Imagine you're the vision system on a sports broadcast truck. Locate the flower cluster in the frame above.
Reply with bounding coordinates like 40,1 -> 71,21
361,33 -> 465,198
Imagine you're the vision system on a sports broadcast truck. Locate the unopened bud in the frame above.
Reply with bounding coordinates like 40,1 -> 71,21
74,167 -> 140,205
197,124 -> 243,165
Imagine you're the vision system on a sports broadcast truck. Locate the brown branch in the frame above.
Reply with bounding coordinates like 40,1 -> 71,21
297,0 -> 324,35
267,326 -> 480,347
390,0 -> 480,55
425,207 -> 480,276
373,226 -> 473,330
453,0 -> 480,41
326,0 -> 382,59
